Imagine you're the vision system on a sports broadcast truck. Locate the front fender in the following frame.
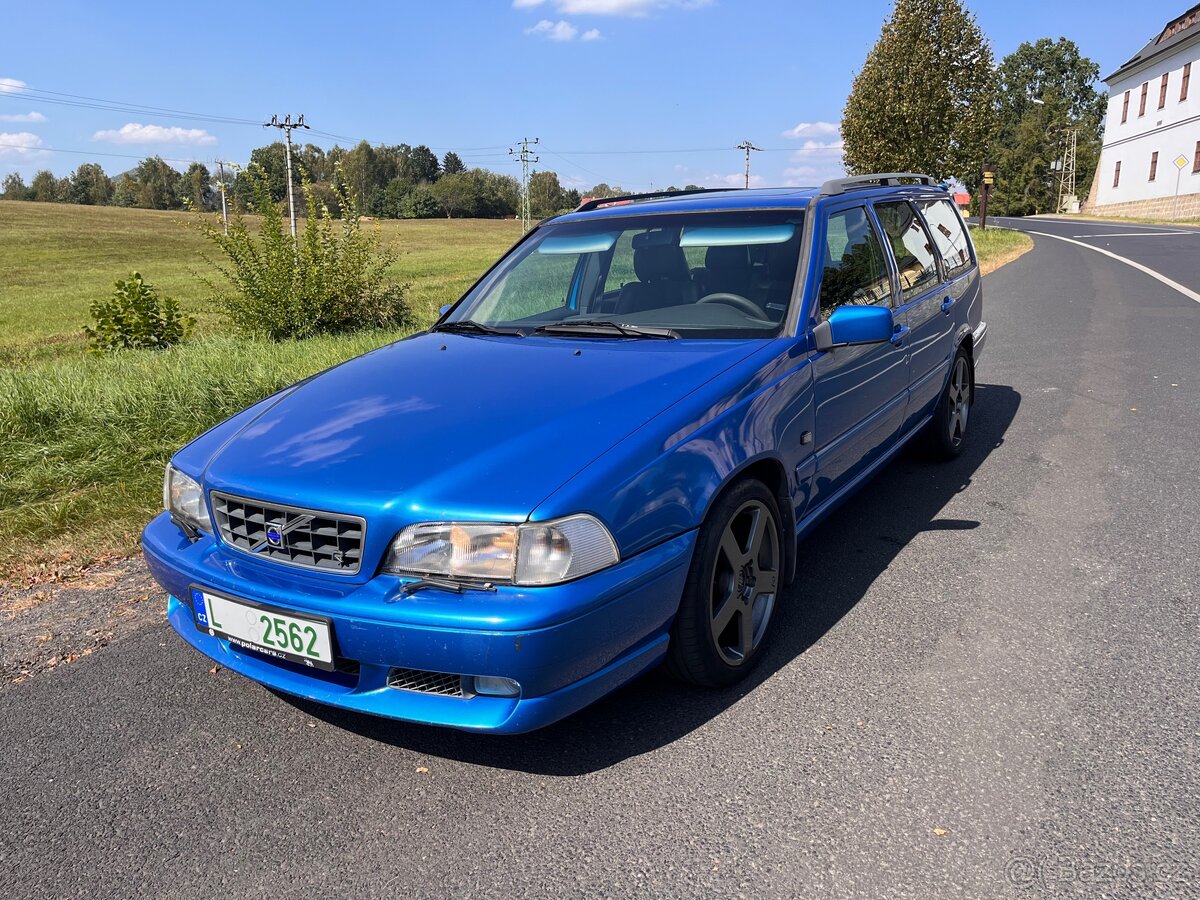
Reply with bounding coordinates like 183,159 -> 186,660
532,340 -> 816,560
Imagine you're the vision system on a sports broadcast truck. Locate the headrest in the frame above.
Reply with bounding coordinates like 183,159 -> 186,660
633,231 -> 689,283
705,244 -> 752,274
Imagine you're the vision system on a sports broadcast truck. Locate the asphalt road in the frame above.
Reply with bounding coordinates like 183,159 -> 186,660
3,229 -> 1199,899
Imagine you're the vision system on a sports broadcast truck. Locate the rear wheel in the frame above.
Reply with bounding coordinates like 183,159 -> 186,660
665,480 -> 783,687
924,346 -> 973,460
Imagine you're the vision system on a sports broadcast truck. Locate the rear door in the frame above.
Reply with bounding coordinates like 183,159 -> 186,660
874,199 -> 955,431
808,204 -> 909,507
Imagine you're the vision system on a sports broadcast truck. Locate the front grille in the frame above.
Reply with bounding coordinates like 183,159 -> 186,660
211,491 -> 366,575
387,667 -> 470,697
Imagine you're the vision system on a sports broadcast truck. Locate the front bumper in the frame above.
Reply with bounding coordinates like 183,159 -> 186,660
142,512 -> 695,734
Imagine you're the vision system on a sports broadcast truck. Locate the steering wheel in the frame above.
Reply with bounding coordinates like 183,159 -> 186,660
697,292 -> 763,317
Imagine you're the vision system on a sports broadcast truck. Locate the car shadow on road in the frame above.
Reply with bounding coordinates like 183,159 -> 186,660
283,383 -> 1021,775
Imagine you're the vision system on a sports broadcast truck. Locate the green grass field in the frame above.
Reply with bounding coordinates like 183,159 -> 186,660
0,202 -> 1030,580
0,200 -> 523,360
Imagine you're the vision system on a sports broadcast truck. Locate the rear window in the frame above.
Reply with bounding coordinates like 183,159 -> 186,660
919,199 -> 973,279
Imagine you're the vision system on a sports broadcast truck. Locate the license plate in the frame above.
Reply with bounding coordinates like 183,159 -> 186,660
190,587 -> 335,671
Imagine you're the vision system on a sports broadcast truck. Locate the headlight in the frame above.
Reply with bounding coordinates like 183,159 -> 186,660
163,464 -> 212,533
384,514 -> 618,586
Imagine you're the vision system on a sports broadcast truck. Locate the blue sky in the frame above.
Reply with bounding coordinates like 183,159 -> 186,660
0,0 -> 1188,191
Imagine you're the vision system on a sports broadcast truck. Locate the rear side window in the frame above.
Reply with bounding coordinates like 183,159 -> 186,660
817,207 -> 892,320
874,200 -> 940,303
919,199 -> 973,279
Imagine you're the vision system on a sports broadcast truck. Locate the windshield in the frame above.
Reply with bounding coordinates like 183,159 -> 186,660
448,210 -> 806,338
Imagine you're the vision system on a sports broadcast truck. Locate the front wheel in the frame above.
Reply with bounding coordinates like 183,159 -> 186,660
665,480 -> 783,687
924,346 -> 973,460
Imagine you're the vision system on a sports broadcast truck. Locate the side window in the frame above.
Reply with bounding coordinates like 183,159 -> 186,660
601,232 -> 637,294
817,207 -> 893,321
918,199 -> 973,279
874,200 -> 940,302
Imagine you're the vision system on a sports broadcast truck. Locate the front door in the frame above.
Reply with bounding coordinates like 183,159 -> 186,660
808,205 -> 910,508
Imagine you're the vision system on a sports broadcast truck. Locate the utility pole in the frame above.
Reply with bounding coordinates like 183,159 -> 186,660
1056,128 -> 1077,214
509,137 -> 540,232
263,114 -> 310,245
216,159 -> 229,235
737,140 -> 762,189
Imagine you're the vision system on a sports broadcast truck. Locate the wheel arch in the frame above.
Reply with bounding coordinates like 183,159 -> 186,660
700,455 -> 797,589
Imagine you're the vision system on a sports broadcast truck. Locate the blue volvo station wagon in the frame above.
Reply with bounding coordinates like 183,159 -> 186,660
143,173 -> 986,733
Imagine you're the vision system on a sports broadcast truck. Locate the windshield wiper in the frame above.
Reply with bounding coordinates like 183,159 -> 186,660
534,320 -> 680,339
430,320 -> 525,337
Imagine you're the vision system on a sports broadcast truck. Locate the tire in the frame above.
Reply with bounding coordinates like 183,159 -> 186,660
924,345 -> 974,461
665,479 -> 783,687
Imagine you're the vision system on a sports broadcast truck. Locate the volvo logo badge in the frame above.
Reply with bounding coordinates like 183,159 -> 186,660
265,524 -> 284,547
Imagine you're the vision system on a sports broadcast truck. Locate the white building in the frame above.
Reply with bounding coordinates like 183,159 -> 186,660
1090,3 -> 1200,217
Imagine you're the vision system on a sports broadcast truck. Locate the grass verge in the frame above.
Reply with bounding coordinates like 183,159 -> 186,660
970,225 -> 1033,276
0,331 -> 408,581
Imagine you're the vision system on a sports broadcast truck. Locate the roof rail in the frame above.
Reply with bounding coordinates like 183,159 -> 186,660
819,173 -> 940,196
575,187 -> 737,213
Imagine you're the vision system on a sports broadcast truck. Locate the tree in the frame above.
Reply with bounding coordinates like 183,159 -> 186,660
181,162 -> 213,210
130,156 -> 182,209
841,0 -> 997,182
586,182 -> 624,199
402,145 -> 440,184
30,169 -> 58,202
430,172 -> 475,218
69,163 -> 113,205
528,170 -> 566,216
235,142 -> 289,206
2,172 -> 30,200
442,151 -> 466,176
988,38 -> 1106,213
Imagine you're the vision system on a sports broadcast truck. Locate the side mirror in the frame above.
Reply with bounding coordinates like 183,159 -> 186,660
813,304 -> 894,351
438,304 -> 452,317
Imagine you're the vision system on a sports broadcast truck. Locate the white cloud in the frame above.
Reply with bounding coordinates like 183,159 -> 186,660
554,0 -> 711,14
0,111 -> 47,123
0,78 -> 28,94
526,19 -> 580,40
515,0 -> 709,15
581,28 -> 602,40
781,121 -> 840,140
92,122 -> 217,145
0,131 -> 46,161
792,138 -> 844,154
706,172 -> 765,188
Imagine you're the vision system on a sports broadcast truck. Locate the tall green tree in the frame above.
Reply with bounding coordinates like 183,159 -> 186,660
430,172 -> 475,218
842,0 -> 997,182
69,163 -> 113,205
131,156 -> 182,209
441,151 -> 466,176
2,172 -> 30,200
181,162 -> 213,210
988,38 -> 1105,214
528,170 -> 566,216
30,169 -> 59,202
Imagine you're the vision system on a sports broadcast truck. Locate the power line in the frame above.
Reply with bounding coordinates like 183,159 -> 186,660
509,137 -> 539,233
263,114 -> 309,244
736,140 -> 763,188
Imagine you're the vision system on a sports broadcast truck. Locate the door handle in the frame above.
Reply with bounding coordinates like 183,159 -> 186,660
889,325 -> 910,346
941,296 -> 956,315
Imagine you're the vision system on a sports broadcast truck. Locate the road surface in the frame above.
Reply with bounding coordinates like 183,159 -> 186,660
2,225 -> 1198,898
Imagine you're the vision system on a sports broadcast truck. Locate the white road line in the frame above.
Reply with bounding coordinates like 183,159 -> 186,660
1025,230 -> 1200,305
1072,231 -> 1195,238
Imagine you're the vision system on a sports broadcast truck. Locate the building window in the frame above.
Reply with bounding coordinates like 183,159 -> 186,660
1149,151 -> 1159,181
1184,63 -> 1192,102
1114,161 -> 1122,187
1159,73 -> 1169,108
1194,141 -> 1199,174
1122,90 -> 1130,123
1139,82 -> 1149,116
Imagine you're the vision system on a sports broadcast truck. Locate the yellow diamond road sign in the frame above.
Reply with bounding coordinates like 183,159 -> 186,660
1175,154 -> 1190,169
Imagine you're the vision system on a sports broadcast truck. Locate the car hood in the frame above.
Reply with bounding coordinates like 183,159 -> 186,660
198,332 -> 764,525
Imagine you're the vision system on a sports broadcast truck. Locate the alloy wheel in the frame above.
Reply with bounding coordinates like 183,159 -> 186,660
948,356 -> 971,448
709,499 -> 780,666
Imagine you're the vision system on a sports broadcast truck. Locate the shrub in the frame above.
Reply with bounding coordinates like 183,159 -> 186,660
84,272 -> 194,353
197,165 -> 412,340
